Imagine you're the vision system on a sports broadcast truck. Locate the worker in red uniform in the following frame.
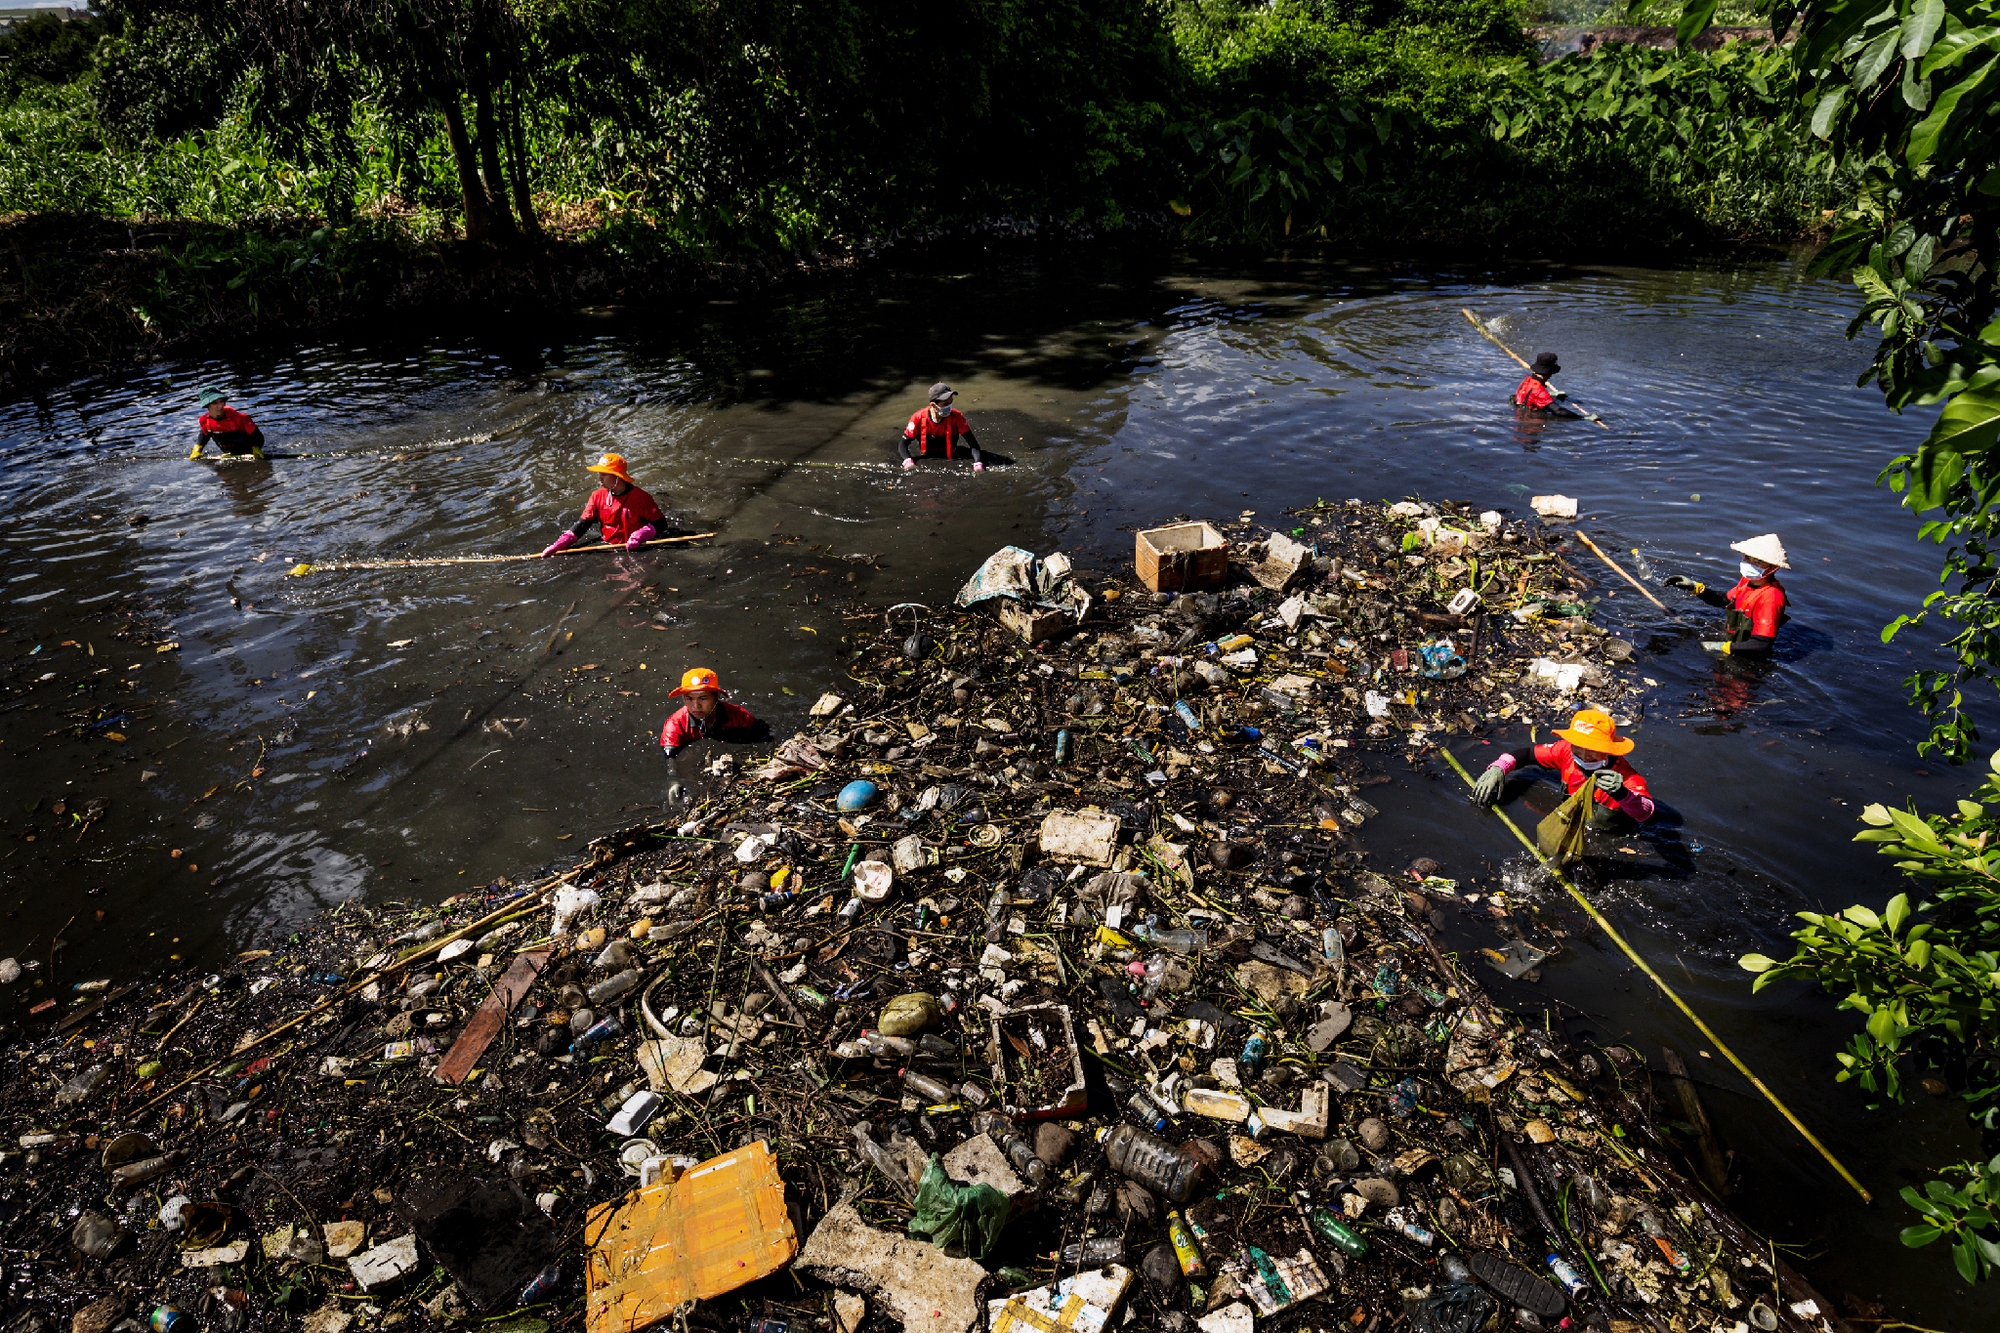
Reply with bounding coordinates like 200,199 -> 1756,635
1664,533 -> 1789,657
541,453 -> 667,556
1471,707 -> 1655,832
660,669 -> 771,758
899,383 -> 985,471
1513,353 -> 1582,418
190,388 -> 265,458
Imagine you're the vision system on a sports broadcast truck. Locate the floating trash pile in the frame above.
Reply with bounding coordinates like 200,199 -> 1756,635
0,499 -> 1841,1333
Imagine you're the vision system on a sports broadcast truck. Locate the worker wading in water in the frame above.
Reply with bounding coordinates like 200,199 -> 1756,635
541,453 -> 666,556
1513,353 -> 1584,419
660,669 -> 771,759
1663,533 -> 1790,658
899,383 -> 985,471
1471,708 -> 1655,834
190,388 -> 265,458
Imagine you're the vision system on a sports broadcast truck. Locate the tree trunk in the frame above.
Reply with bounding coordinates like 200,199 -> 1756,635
440,99 -> 497,242
471,70 -> 518,239
505,82 -> 541,237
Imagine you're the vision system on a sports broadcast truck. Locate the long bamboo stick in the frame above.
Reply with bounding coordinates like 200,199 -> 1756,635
1461,308 -> 1612,430
287,533 -> 716,576
732,456 -> 899,473
1573,531 -> 1670,611
1438,746 -> 1872,1203
133,867 -> 582,1113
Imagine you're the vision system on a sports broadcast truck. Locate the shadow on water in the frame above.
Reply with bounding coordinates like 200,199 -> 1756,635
2,246 -> 1994,1325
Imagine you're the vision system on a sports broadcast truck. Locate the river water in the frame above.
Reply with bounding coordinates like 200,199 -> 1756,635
3,250 -> 1989,1325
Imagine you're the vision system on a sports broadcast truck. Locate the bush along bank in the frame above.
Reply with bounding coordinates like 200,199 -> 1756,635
0,498 -> 1855,1333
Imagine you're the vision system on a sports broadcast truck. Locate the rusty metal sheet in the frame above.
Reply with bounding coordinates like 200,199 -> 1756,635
585,1140 -> 796,1333
434,950 -> 548,1085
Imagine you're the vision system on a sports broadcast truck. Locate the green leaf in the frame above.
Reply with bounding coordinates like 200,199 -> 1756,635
1901,1224 -> 1945,1247
1739,953 -> 1780,973
1908,57 -> 1995,164
1868,1007 -> 1902,1044
1811,87 -> 1848,138
1676,0 -> 1722,48
1907,938 -> 1933,967
1955,1236 -> 1981,1283
1860,803 -> 1895,826
1902,0 -> 1946,59
1853,28 -> 1900,92
1885,893 -> 1911,933
1845,904 -> 1883,929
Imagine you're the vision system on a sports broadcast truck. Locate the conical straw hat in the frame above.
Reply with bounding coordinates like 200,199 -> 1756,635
1729,534 -> 1789,570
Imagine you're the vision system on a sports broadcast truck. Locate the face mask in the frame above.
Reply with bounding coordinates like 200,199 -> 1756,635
1740,561 -> 1765,580
1572,753 -> 1608,771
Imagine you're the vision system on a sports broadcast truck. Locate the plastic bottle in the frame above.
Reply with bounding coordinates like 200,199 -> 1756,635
1635,1211 -> 1690,1271
976,1116 -> 1050,1189
850,1123 -> 918,1201
1128,921 -> 1206,955
1126,1089 -> 1170,1133
570,1015 -> 622,1053
1546,1254 -> 1589,1298
1309,1208 -> 1369,1258
1173,700 -> 1202,734
758,889 -> 796,913
518,1262 -> 563,1302
1139,954 -> 1170,1002
1322,927 -> 1346,967
901,1069 -> 956,1103
1104,1122 -> 1203,1204
1060,1237 -> 1125,1268
588,969 -> 640,1004
1386,1208 -> 1435,1246
56,1063 -> 109,1107
1239,1033 -> 1267,1078
1054,730 -> 1073,765
1166,1210 -> 1208,1277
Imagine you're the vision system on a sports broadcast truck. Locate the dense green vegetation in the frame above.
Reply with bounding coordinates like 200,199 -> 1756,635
0,1 -> 1835,256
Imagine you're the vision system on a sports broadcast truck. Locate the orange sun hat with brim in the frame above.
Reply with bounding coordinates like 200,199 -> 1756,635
670,668 -> 726,698
1555,707 -> 1634,755
585,452 -> 637,485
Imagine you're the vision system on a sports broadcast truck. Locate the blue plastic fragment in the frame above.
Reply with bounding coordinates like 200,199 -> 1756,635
837,780 -> 879,812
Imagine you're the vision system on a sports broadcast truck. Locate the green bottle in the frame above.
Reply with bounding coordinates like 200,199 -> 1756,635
1309,1208 -> 1370,1259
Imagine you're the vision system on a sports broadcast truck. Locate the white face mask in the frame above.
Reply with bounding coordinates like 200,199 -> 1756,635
1740,561 -> 1766,580
1572,753 -> 1608,771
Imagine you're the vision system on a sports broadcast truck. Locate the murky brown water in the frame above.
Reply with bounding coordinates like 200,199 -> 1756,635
2,250 -> 1989,1324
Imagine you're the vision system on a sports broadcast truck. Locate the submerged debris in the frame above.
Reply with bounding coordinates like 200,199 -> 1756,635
0,500 -> 1841,1333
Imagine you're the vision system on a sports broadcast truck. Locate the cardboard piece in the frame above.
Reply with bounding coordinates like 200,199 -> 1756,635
586,1140 -> 796,1333
989,1263 -> 1133,1333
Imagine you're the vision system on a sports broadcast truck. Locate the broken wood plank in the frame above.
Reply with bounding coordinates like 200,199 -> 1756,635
434,950 -> 549,1085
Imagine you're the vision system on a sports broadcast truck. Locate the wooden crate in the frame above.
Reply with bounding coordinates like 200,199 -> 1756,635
1136,521 -> 1229,592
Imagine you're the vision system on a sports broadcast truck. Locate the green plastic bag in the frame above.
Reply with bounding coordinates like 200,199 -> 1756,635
907,1154 -> 1010,1258
1536,784 -> 1592,868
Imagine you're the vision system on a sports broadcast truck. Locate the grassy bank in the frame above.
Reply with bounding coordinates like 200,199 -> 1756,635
0,1 -> 1841,390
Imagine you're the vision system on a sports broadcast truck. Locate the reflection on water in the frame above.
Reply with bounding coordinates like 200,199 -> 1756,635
1,251 -> 1992,1324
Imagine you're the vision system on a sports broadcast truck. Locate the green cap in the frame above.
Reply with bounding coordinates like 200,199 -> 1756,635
197,386 -> 226,408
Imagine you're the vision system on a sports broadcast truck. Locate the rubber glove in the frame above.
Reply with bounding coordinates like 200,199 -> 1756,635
1592,769 -> 1624,794
1553,390 -> 1569,400
901,458 -> 915,470
1701,639 -> 1732,655
250,444 -> 265,459
626,523 -> 656,551
1471,764 -> 1507,807
973,462 -> 985,472
541,531 -> 579,558
1663,574 -> 1703,593
188,444 -> 203,459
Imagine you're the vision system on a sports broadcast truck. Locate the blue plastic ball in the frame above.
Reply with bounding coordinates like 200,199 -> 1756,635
837,780 -> 878,812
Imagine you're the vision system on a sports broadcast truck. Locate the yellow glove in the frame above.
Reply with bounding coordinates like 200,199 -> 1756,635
251,444 -> 266,459
1701,640 -> 1733,656
188,444 -> 203,459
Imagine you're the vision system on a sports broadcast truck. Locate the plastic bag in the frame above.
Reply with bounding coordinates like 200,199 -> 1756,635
1405,1281 -> 1495,1333
907,1154 -> 1010,1258
1536,784 -> 1592,867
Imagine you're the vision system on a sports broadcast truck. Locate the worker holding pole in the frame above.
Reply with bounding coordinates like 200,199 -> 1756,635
541,454 -> 668,556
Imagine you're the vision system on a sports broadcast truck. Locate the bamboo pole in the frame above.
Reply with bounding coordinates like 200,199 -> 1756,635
1438,746 -> 1872,1203
133,867 -> 583,1113
1461,308 -> 1612,430
1573,531 -> 1670,611
732,456 -> 899,473
287,533 -> 717,576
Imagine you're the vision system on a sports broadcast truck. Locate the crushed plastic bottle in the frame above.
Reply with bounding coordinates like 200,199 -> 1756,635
1104,1122 -> 1203,1204
56,1063 -> 109,1107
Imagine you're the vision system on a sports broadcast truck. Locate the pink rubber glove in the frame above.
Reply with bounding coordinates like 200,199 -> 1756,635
973,462 -> 985,472
626,524 -> 657,551
901,458 -> 915,470
541,531 -> 578,558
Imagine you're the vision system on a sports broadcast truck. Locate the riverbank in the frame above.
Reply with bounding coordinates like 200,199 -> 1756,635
0,500 -> 1857,1333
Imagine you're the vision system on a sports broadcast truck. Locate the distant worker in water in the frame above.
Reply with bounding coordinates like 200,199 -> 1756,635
1471,707 -> 1655,832
899,383 -> 985,471
1663,533 -> 1789,657
1512,353 -> 1583,418
190,388 -> 265,459
660,669 -> 771,759
541,453 -> 666,556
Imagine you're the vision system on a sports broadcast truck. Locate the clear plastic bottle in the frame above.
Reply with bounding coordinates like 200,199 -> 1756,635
1104,1122 -> 1203,1203
587,969 -> 640,1004
56,1063 -> 109,1107
901,1069 -> 956,1103
1061,1236 -> 1125,1268
1129,921 -> 1206,955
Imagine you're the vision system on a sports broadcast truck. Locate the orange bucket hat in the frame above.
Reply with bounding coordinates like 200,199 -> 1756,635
670,667 -> 726,699
585,452 -> 637,486
1554,707 -> 1634,755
